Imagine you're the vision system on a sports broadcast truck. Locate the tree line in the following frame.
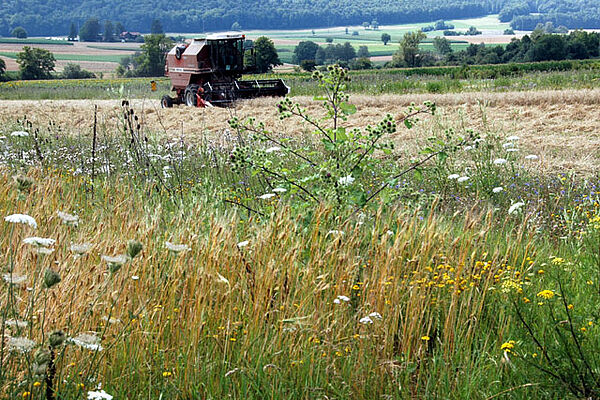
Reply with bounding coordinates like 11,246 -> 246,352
387,28 -> 600,68
291,27 -> 600,71
0,0 -> 495,36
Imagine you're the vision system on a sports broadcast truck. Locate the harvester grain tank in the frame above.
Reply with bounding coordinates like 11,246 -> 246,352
161,33 -> 289,108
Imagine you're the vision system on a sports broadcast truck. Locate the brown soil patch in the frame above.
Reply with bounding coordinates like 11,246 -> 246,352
1,89 -> 599,173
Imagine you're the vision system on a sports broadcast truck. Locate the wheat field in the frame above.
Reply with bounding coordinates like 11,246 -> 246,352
1,88 -> 599,173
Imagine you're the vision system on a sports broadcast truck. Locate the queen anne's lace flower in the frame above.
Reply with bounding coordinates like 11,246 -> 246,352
4,214 -> 37,228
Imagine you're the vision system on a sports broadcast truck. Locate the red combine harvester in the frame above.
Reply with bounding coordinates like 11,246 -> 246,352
161,33 -> 289,108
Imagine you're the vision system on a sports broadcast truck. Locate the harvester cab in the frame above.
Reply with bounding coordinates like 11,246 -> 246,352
161,33 -> 289,108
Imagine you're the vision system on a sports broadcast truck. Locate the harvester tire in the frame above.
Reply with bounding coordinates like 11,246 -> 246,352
185,88 -> 199,107
161,95 -> 173,108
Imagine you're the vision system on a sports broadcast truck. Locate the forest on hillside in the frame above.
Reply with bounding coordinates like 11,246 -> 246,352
0,0 -> 598,36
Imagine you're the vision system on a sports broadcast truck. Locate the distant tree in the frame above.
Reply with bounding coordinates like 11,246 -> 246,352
11,26 -> 27,39
397,30 -> 426,67
17,46 -> 55,80
61,63 -> 95,79
350,57 -> 372,70
357,45 -> 369,58
293,41 -> 319,64
381,33 -> 391,45
115,22 -> 125,35
68,22 -> 78,41
79,18 -> 101,42
342,42 -> 356,61
252,36 -> 281,73
371,19 -> 379,30
133,34 -> 172,76
103,20 -> 114,42
434,20 -> 454,30
466,26 -> 481,35
150,19 -> 163,34
326,37 -> 333,43
300,59 -> 316,71
311,30 -> 315,35
352,31 -> 359,36
231,21 -> 241,31
362,22 -> 370,30
504,28 -> 515,35
433,36 -> 452,54
531,34 -> 567,61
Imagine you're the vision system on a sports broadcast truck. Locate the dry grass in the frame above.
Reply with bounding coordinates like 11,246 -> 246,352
0,169 -> 536,397
1,88 -> 599,172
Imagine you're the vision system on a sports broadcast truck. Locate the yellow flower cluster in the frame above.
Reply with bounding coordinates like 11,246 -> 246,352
400,260 -> 522,295
501,340 -> 516,353
536,289 -> 555,300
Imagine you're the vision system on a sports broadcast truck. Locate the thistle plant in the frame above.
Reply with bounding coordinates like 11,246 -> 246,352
228,65 -> 466,213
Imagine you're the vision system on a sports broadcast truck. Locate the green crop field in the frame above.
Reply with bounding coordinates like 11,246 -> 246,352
0,51 -> 124,63
0,38 -> 73,45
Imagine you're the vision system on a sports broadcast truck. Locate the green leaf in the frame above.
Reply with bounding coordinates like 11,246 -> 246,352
339,102 -> 357,116
413,168 -> 423,181
351,165 -> 363,177
335,127 -> 347,141
404,119 -> 413,129
322,139 -> 335,151
437,151 -> 448,163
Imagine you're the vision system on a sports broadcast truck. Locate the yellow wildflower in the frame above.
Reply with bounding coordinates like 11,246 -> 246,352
501,340 -> 515,351
421,336 -> 430,341
536,290 -> 555,300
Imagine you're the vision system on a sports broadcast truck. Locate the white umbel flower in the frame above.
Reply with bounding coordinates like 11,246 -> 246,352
10,131 -> 29,137
102,254 -> 129,265
165,242 -> 190,253
369,312 -> 383,320
525,154 -> 539,160
333,295 -> 351,304
506,135 -> 520,141
69,333 -> 103,351
338,175 -> 355,186
457,176 -> 469,183
265,146 -> 281,153
23,237 -> 55,247
57,211 -> 79,226
508,202 -> 526,215
494,158 -> 507,165
2,273 -> 27,285
272,187 -> 287,193
359,316 -> 373,324
5,319 -> 28,328
259,193 -> 276,200
87,390 -> 113,400
237,240 -> 249,248
36,247 -> 55,255
4,214 -> 37,228
447,174 -> 460,180
8,336 -> 36,353
492,187 -> 504,193
71,243 -> 92,255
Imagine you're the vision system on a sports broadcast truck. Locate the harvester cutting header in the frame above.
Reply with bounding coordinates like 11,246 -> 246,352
161,33 -> 289,108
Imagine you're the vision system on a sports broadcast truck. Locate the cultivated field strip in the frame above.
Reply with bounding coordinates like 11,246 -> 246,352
1,88 -> 600,173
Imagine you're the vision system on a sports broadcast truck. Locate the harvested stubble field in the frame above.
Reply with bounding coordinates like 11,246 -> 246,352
1,88 -> 600,172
